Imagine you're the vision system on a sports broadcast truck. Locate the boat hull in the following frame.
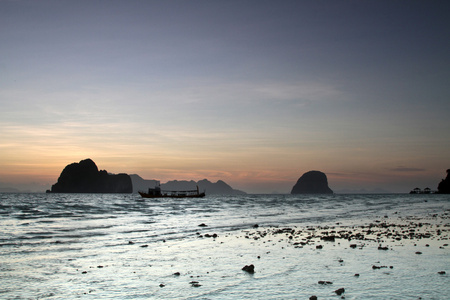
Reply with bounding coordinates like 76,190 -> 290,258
138,192 -> 206,198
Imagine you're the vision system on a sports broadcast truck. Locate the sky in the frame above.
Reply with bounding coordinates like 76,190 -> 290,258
1,0 -> 450,193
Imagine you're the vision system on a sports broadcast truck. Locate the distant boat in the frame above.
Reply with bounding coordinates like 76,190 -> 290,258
409,187 -> 435,194
138,185 -> 205,198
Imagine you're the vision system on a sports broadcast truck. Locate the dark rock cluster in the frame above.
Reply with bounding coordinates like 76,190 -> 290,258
49,159 -> 132,193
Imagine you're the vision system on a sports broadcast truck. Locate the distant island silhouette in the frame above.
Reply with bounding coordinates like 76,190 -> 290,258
48,159 -> 132,193
130,175 -> 246,195
291,171 -> 333,194
47,159 -> 245,194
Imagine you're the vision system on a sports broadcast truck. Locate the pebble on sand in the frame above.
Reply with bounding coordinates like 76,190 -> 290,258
242,264 -> 255,273
335,287 -> 345,295
190,281 -> 201,287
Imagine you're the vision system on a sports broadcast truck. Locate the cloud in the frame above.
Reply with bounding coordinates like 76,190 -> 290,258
389,166 -> 426,172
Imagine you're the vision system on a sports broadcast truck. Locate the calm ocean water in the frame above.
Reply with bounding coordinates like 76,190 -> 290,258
1,193 -> 449,299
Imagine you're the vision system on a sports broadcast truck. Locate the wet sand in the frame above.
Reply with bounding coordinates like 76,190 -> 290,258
178,210 -> 450,299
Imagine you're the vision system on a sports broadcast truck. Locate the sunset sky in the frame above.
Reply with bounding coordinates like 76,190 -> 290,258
1,1 -> 449,193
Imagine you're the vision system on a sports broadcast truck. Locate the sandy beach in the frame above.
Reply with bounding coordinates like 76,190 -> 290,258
127,210 -> 450,299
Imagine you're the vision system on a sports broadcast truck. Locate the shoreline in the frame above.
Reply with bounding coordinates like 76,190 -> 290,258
179,210 -> 450,299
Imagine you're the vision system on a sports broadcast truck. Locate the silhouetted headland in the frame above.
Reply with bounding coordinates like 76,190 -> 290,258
291,170 -> 333,194
437,169 -> 450,194
48,159 -> 132,193
409,169 -> 450,194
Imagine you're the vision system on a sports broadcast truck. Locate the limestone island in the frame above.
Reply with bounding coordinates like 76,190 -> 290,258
48,158 -> 132,193
291,170 -> 333,194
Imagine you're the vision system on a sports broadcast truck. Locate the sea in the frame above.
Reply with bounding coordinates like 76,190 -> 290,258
0,193 -> 449,299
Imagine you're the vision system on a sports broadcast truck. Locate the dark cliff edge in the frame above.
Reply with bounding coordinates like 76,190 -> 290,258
49,159 -> 132,193
130,175 -> 246,195
437,169 -> 450,194
291,170 -> 333,194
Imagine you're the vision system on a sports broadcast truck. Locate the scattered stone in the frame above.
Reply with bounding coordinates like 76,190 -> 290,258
309,296 -> 318,300
128,241 -> 134,245
335,287 -> 345,295
173,272 -> 181,276
81,271 -> 87,274
321,236 -> 336,242
354,273 -> 360,277
378,246 -> 389,250
316,245 -> 323,249
372,265 -> 388,269
97,265 -> 103,268
318,280 -> 333,285
190,281 -> 201,287
350,244 -> 357,248
140,245 -> 148,248
253,224 -> 259,228
159,284 -> 165,288
415,251 -> 422,255
438,271 -> 446,275
198,223 -> 207,227
242,264 -> 255,273
204,233 -> 218,238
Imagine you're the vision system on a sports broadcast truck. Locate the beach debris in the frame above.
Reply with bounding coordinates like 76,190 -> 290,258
140,244 -> 148,248
242,264 -> 255,273
354,273 -> 360,277
335,287 -> 345,295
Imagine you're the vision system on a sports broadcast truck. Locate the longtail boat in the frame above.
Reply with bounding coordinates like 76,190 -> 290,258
138,185 -> 205,198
